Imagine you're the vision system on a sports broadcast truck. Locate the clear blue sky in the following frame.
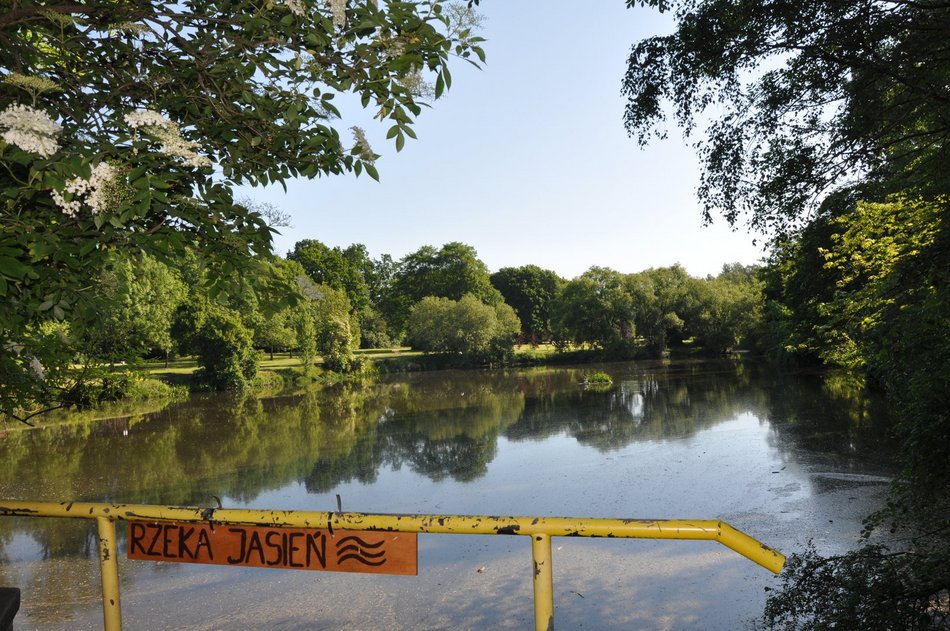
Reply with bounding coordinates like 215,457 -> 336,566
240,1 -> 766,280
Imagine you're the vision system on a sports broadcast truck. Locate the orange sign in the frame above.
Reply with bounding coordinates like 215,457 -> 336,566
128,522 -> 417,575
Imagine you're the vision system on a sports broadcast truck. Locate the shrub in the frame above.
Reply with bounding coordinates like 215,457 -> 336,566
406,295 -> 521,365
173,298 -> 257,390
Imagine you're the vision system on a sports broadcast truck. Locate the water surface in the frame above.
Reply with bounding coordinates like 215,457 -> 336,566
0,360 -> 895,629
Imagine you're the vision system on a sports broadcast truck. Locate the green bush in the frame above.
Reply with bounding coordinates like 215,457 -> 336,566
319,316 -> 356,373
173,298 -> 257,390
760,543 -> 948,630
406,294 -> 520,365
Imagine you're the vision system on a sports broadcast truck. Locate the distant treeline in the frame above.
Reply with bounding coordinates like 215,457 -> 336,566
50,237 -> 772,391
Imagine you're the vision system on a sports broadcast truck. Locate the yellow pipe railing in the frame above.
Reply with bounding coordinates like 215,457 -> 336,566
0,500 -> 785,631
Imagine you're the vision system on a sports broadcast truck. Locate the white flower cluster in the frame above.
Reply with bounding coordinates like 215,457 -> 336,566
107,21 -> 148,35
0,104 -> 61,157
382,38 -> 406,61
329,0 -> 347,28
124,109 -> 169,129
283,0 -> 307,17
51,162 -> 119,217
397,70 -> 435,99
350,126 -> 374,163
124,109 -> 211,168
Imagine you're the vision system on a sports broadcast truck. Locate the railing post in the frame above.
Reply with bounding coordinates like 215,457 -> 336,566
96,517 -> 122,631
531,534 -> 554,631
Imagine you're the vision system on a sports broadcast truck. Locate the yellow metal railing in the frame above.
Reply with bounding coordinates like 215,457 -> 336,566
0,500 -> 785,631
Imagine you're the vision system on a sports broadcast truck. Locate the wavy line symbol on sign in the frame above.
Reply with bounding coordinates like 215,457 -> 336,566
335,535 -> 386,567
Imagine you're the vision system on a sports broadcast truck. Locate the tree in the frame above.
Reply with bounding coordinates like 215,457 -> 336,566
490,265 -> 564,343
406,294 -> 520,365
1,0 -> 485,420
295,273 -> 359,373
243,257 -> 306,359
809,196 -> 949,506
624,0 -> 950,623
361,252 -> 397,347
365,252 -> 396,306
255,307 -> 297,361
79,252 -> 186,362
551,267 -> 636,355
172,296 -> 257,391
622,271 -> 666,356
623,0 -> 950,236
690,266 -> 764,353
382,242 -> 502,337
287,239 -> 371,316
642,265 -> 700,347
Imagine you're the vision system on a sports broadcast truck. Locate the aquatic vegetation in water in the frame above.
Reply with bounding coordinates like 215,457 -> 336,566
581,372 -> 613,391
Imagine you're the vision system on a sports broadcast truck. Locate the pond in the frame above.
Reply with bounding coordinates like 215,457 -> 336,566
0,359 -> 896,630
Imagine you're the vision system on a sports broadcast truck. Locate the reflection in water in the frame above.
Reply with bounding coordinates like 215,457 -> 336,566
0,359 -> 895,627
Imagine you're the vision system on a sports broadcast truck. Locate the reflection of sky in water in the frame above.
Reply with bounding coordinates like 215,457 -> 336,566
0,361 -> 895,629
248,413 -> 783,520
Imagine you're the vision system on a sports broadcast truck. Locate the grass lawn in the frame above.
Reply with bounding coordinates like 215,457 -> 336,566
132,345 -> 560,382
137,347 -> 425,379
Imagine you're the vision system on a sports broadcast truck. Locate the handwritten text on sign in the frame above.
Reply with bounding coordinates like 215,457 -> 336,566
127,522 -> 417,575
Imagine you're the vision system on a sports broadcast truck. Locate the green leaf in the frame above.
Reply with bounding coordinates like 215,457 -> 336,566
365,163 -> 380,181
128,165 -> 149,181
395,131 -> 405,152
79,240 -> 98,256
29,241 -> 55,261
0,256 -> 29,280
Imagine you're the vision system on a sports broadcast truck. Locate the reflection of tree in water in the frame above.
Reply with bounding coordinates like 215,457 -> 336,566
304,418 -> 385,493
390,433 -> 499,483
500,360 -> 890,463
506,361 -> 764,451
381,399 -> 523,483
756,369 -> 895,467
0,359 -> 894,602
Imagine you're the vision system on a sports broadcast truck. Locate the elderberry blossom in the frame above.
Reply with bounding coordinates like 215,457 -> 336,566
124,109 -> 169,129
350,126 -> 374,163
107,22 -> 148,36
397,71 -> 434,99
0,104 -> 61,157
329,0 -> 347,28
282,0 -> 307,17
382,37 -> 406,61
52,163 -> 121,217
123,109 -> 212,168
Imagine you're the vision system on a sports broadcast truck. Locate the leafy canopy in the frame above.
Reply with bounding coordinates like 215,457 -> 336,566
0,0 -> 483,418
623,0 -> 950,235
